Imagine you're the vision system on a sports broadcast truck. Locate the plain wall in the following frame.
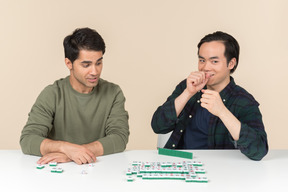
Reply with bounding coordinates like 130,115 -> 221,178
1,0 -> 287,150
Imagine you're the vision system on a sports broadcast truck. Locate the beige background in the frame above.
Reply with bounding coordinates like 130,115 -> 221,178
0,0 -> 287,151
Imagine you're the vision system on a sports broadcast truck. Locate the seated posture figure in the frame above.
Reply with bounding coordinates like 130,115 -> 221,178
20,28 -> 129,164
151,31 -> 268,160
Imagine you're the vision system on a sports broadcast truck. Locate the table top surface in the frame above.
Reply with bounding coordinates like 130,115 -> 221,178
0,149 -> 287,192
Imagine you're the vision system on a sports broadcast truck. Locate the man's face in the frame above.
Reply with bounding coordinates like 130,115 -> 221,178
198,41 -> 235,91
65,50 -> 103,93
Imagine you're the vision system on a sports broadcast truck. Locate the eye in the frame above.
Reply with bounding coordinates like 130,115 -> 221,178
82,64 -> 90,68
199,59 -> 205,63
211,60 -> 218,64
96,61 -> 102,66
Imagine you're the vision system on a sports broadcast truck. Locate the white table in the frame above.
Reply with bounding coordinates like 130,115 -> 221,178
0,150 -> 287,192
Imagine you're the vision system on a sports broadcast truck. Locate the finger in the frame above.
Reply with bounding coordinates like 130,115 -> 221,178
81,154 -> 90,164
37,155 -> 51,164
40,156 -> 56,165
190,72 -> 205,85
190,76 -> 203,86
84,149 -> 96,163
91,156 -> 97,163
202,77 -> 209,85
188,71 -> 203,80
200,102 -> 208,109
37,157 -> 44,164
74,158 -> 82,165
83,152 -> 95,164
88,156 -> 97,163
201,93 -> 213,99
79,151 -> 93,164
201,89 -> 217,95
200,98 -> 209,104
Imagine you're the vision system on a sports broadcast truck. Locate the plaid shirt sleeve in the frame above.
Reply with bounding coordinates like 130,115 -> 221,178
233,99 -> 268,160
151,80 -> 186,134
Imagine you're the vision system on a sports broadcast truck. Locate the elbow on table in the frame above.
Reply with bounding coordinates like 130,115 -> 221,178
19,139 -> 32,155
242,146 -> 269,161
19,137 -> 42,156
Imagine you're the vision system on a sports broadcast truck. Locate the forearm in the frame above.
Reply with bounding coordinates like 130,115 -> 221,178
218,107 -> 241,141
40,138 -> 67,156
82,141 -> 104,157
174,89 -> 195,117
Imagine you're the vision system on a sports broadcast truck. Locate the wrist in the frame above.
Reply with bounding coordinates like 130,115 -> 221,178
183,88 -> 196,100
218,106 -> 230,120
84,141 -> 104,156
59,141 -> 69,154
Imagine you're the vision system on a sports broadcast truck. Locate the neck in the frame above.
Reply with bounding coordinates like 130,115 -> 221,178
69,76 -> 94,94
207,76 -> 231,92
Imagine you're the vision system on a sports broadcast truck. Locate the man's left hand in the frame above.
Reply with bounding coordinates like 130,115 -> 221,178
200,89 -> 225,116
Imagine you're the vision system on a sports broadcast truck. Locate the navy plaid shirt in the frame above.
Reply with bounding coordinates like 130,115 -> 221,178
151,77 -> 268,160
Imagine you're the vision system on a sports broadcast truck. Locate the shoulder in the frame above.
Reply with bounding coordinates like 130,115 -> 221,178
230,84 -> 259,106
37,77 -> 67,100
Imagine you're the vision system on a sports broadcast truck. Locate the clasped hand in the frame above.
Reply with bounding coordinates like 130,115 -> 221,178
37,143 -> 96,165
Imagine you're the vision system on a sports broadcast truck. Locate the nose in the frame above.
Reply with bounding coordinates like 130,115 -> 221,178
90,65 -> 98,75
201,62 -> 212,72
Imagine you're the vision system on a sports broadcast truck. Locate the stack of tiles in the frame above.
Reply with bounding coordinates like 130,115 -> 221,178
126,161 -> 208,183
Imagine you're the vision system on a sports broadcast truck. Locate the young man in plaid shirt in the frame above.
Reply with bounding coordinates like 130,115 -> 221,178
151,31 -> 268,160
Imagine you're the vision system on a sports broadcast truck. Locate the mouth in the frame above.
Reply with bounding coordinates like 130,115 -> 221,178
205,73 -> 215,78
87,77 -> 98,83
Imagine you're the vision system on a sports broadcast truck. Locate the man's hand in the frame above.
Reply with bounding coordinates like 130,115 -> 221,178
186,71 -> 210,95
82,141 -> 104,157
200,89 -> 225,116
40,139 -> 98,165
200,89 -> 241,141
37,152 -> 71,165
175,71 -> 211,117
61,143 -> 96,165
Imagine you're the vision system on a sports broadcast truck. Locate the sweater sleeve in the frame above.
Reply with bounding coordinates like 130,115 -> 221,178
20,86 -> 55,156
97,86 -> 129,155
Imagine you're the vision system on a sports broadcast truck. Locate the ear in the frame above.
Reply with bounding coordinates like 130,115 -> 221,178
65,58 -> 73,70
228,58 -> 236,70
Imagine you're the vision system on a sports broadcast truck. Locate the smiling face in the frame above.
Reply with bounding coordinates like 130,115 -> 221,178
65,50 -> 103,93
198,41 -> 235,92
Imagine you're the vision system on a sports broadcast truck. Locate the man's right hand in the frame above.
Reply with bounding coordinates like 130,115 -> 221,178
174,71 -> 211,117
186,71 -> 209,95
37,152 -> 71,165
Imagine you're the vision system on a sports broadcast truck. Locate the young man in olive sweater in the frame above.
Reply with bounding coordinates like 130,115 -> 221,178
20,28 -> 129,165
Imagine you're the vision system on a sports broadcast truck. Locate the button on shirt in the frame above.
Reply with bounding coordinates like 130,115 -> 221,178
183,107 -> 211,149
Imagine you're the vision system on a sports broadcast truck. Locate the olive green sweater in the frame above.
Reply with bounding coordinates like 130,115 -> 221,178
20,76 -> 129,156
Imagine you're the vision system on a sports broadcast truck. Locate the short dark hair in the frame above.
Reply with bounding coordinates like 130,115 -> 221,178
197,31 -> 240,73
63,27 -> 106,63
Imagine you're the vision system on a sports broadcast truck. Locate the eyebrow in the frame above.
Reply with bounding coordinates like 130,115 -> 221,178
80,57 -> 103,64
209,56 -> 219,60
198,55 -> 219,60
